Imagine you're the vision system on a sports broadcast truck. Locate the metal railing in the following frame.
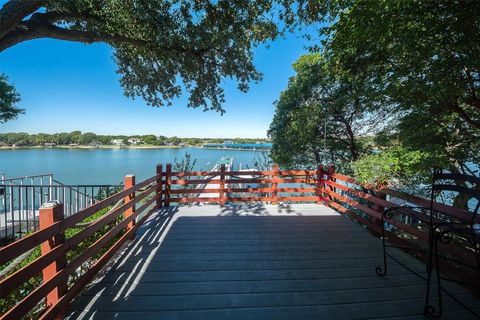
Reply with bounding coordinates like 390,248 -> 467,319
0,173 -> 121,242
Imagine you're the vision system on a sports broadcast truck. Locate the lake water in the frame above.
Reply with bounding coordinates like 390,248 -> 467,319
0,148 -> 267,185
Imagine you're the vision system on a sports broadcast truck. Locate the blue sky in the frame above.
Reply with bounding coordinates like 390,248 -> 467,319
0,27 -> 313,138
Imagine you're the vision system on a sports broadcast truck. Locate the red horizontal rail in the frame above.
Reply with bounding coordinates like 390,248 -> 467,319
0,184 -> 157,299
323,180 -> 397,209
168,195 -> 314,203
324,189 -> 382,220
169,178 -> 316,185
170,189 -> 215,194
323,198 -> 378,232
323,182 -> 478,267
167,196 -> 319,204
169,170 -> 273,177
279,170 -> 317,176
0,175 -> 159,263
277,178 -> 315,184
167,170 -> 316,177
227,187 -> 272,193
278,187 -> 316,193
329,172 -> 478,223
170,179 -> 221,185
225,178 -> 273,184
328,172 -> 357,184
170,187 -> 271,194
0,175 -> 160,320
3,164 -> 478,320
169,187 -> 316,195
168,171 -> 220,177
379,188 -> 479,223
324,189 -> 427,239
39,202 -> 159,319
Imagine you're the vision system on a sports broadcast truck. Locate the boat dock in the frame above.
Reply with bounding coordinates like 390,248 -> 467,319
198,157 -> 233,199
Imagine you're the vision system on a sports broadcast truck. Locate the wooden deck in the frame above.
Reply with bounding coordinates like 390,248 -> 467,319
66,204 -> 479,319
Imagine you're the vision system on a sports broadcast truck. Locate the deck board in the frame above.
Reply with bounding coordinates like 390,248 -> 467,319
67,204 -> 479,319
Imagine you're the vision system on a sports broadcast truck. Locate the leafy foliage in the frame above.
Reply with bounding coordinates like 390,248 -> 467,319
0,74 -> 24,123
0,0 -> 325,117
252,151 -> 273,171
268,53 -> 389,171
173,152 -> 197,172
268,0 -> 480,194
325,0 -> 480,130
172,152 -> 200,198
0,247 -> 41,317
268,54 -> 327,168
351,146 -> 429,192
317,0 -> 480,188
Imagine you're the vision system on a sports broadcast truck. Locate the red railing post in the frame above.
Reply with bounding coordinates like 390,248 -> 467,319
39,201 -> 66,309
124,175 -> 136,235
165,163 -> 172,207
156,164 -> 163,208
327,165 -> 335,201
272,164 -> 279,204
371,191 -> 386,237
317,165 -> 324,204
219,164 -> 226,206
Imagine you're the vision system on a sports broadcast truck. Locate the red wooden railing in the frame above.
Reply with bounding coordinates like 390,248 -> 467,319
0,163 -> 477,319
321,170 -> 479,286
163,164 -> 320,204
0,172 -> 161,320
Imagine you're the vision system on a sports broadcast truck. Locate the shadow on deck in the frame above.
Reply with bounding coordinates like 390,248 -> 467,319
67,204 -> 479,319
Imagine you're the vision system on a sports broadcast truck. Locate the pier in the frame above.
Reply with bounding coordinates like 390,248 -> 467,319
198,157 -> 233,199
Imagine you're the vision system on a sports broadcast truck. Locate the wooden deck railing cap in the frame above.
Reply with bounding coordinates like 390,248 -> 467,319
41,200 -> 62,208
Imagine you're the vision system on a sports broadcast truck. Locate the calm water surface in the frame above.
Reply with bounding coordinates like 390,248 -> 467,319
0,148 -> 266,184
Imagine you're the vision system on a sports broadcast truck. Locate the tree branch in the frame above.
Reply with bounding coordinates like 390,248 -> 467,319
451,103 -> 480,129
0,0 -> 46,39
465,96 -> 480,110
0,11 -> 214,56
0,18 -> 151,52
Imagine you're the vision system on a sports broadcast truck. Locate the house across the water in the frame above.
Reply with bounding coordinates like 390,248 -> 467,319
203,142 -> 272,150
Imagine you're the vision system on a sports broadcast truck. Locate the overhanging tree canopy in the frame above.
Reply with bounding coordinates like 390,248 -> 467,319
269,0 -> 479,194
308,0 -> 480,193
324,0 -> 480,130
0,0 -> 319,117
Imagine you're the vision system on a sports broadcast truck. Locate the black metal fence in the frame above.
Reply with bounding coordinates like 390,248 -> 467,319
0,183 -> 122,243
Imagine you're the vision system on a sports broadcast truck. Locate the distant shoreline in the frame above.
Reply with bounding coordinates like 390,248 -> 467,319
0,144 -> 181,150
0,145 -> 269,151
199,147 -> 269,152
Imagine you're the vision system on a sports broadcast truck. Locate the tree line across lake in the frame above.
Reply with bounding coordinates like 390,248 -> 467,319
0,131 -> 267,147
